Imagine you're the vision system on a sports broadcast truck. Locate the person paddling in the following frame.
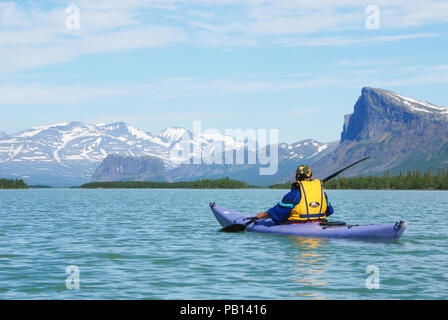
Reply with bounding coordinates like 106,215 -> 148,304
255,165 -> 334,224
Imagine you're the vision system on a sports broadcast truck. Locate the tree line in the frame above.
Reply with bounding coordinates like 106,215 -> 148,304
80,177 -> 248,189
0,178 -> 29,189
269,169 -> 448,190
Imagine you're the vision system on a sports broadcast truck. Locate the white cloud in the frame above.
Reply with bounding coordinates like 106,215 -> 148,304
378,72 -> 448,87
0,84 -> 128,105
0,26 -> 186,72
0,75 -> 343,105
0,2 -> 28,28
1,61 -> 448,119
380,1 -> 448,28
279,32 -> 441,46
0,1 -> 187,72
0,0 -> 446,73
3,64 -> 447,106
180,0 -> 447,44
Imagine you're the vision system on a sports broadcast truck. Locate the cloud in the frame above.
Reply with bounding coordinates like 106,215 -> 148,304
279,32 -> 441,47
0,26 -> 186,73
378,72 -> 448,87
380,1 -> 448,28
5,64 -> 448,106
0,0 -> 447,73
0,84 -> 129,105
0,74 -> 345,105
179,0 -> 448,46
0,1 -> 187,73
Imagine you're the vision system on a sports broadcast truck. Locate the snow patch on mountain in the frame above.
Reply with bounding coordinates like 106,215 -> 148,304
379,89 -> 448,115
158,127 -> 188,143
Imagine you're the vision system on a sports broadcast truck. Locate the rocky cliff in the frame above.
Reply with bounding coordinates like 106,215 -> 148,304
92,155 -> 166,182
91,140 -> 336,185
312,87 -> 448,178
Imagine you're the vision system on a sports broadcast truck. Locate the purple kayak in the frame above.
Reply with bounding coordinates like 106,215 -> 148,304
210,203 -> 407,240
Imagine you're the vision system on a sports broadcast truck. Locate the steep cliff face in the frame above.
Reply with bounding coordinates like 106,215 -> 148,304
92,155 -> 166,182
341,87 -> 448,142
313,87 -> 448,178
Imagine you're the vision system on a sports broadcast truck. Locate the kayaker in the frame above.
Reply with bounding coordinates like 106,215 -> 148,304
255,165 -> 334,224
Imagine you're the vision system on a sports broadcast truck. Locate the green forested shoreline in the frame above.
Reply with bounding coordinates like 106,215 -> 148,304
80,177 -> 248,189
5,169 -> 448,190
0,178 -> 29,189
270,169 -> 448,190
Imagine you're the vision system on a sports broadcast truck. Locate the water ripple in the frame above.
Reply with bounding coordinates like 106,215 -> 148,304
0,189 -> 447,299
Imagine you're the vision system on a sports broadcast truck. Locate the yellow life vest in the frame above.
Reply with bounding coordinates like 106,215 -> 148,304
288,179 -> 327,221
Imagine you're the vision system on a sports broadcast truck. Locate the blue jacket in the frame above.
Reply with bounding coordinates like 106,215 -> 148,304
267,186 -> 334,224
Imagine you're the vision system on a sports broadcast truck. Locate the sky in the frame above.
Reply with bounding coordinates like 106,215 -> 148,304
0,0 -> 447,143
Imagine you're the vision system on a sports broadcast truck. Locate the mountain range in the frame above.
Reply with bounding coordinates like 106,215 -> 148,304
1,86 -> 447,186
0,121 -> 333,186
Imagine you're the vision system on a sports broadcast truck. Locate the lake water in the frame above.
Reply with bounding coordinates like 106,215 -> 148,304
0,189 -> 447,300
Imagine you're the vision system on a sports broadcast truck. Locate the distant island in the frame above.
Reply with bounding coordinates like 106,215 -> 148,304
269,169 -> 448,190
80,177 -> 249,189
0,178 -> 28,189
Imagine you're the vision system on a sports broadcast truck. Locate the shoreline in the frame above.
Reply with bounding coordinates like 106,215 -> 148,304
3,187 -> 447,191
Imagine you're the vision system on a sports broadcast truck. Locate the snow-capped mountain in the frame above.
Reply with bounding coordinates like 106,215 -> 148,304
1,122 -> 161,165
378,88 -> 448,118
0,121 -> 332,186
0,121 -> 245,166
313,87 -> 448,178
277,139 -> 331,160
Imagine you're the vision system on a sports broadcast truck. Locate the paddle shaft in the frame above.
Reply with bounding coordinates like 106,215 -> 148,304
321,157 -> 369,183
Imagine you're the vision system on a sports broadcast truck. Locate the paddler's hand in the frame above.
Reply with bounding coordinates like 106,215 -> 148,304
255,211 -> 269,220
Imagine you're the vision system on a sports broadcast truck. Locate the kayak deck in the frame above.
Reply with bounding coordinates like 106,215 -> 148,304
210,203 -> 407,240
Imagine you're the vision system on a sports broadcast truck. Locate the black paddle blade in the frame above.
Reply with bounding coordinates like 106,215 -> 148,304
220,224 -> 247,232
219,217 -> 258,233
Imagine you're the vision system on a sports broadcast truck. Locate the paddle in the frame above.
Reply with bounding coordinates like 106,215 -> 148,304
220,217 -> 258,232
321,156 -> 369,183
219,157 -> 369,232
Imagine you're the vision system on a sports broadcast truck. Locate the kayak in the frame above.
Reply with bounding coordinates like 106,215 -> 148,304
210,203 -> 407,240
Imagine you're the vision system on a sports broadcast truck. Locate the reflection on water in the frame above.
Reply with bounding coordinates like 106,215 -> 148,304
288,236 -> 330,300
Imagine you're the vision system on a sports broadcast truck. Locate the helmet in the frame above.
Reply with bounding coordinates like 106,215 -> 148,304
295,165 -> 312,181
